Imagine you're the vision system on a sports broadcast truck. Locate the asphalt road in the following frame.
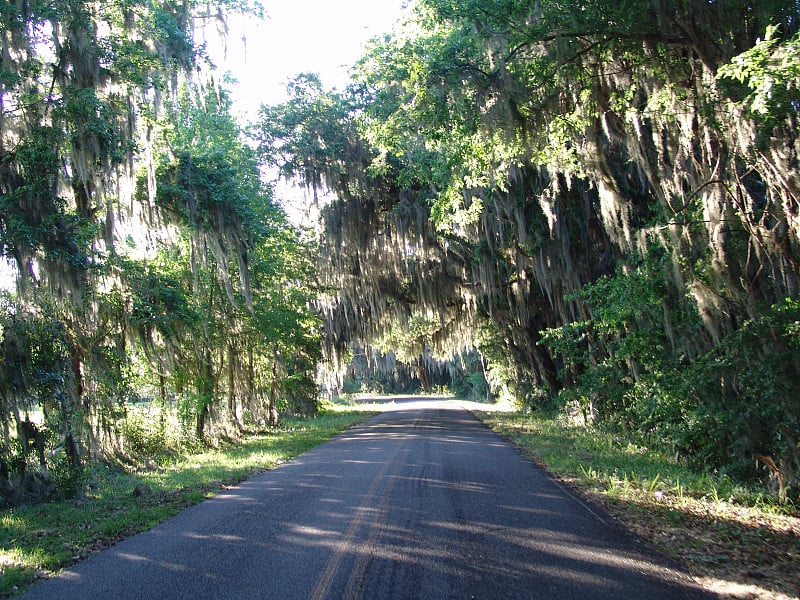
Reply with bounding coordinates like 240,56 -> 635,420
21,398 -> 715,599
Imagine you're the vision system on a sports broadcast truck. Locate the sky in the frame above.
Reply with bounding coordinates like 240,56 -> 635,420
207,0 -> 411,117
0,1 -> 411,288
202,0 -> 414,220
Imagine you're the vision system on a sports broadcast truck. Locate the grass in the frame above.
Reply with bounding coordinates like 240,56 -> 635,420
4,402 -> 798,599
0,410 -> 374,598
476,411 -> 800,600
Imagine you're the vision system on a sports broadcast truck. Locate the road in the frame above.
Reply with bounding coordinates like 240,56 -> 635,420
21,398 -> 715,599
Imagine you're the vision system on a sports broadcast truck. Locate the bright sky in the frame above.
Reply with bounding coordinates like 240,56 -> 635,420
209,0 -> 411,117
201,0 -> 413,221
0,1 -> 409,290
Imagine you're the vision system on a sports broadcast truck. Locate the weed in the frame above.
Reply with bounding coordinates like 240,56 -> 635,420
648,473 -> 663,493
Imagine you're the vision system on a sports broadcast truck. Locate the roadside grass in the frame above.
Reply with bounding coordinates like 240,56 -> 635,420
0,410 -> 375,598
477,411 -> 800,600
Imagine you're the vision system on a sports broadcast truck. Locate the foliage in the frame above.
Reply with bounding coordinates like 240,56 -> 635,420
0,0 -> 324,506
117,402 -> 184,463
448,350 -> 490,402
543,260 -> 800,489
254,74 -> 358,193
0,299 -> 86,504
717,25 -> 800,126
685,299 -> 800,481
253,0 -> 800,497
542,253 -> 682,418
146,83 -> 323,436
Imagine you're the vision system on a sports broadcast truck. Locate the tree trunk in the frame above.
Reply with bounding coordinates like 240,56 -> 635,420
195,403 -> 209,440
195,350 -> 216,441
65,345 -> 84,467
417,360 -> 430,390
268,352 -> 280,427
227,343 -> 238,424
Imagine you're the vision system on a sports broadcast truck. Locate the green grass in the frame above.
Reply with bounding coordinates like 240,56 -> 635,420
480,411 -> 765,506
476,411 -> 800,599
0,410 -> 374,598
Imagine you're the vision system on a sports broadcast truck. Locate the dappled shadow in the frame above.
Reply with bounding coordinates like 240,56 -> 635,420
473,409 -> 800,600
580,489 -> 800,600
21,400 -> 714,600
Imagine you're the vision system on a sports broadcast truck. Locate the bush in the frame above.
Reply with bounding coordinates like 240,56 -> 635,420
119,403 -> 180,463
47,449 -> 86,498
541,255 -> 800,499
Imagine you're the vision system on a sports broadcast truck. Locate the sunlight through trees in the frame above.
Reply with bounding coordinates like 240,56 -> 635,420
256,0 -> 800,497
2,0 -> 799,506
1,0 -> 319,505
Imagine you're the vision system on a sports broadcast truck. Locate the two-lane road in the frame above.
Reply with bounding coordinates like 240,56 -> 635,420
21,399 -> 715,599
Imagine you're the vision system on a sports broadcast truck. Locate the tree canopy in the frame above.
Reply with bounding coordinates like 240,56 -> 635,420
2,0 -> 799,505
0,0 -> 319,506
256,0 -> 800,494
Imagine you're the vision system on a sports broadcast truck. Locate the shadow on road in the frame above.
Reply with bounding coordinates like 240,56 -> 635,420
21,399 -> 714,600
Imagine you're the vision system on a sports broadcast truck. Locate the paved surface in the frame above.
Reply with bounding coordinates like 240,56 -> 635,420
21,398 -> 715,599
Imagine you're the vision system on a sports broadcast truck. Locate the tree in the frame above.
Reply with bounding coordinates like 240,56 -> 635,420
0,0 -> 321,503
261,0 -> 800,492
0,0 -> 199,499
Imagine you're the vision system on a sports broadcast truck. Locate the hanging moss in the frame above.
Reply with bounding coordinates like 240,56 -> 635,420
257,1 -> 800,490
0,0 -> 296,495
